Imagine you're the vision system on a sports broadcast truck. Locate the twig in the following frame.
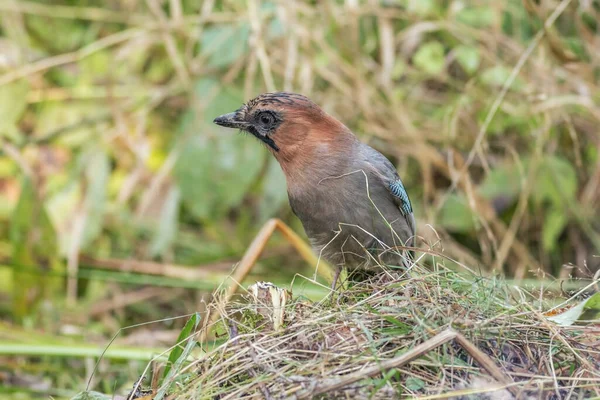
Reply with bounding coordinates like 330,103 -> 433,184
31,113 -> 113,145
89,287 -> 172,316
135,147 -> 180,218
198,218 -> 335,344
0,0 -> 149,23
169,0 -> 183,24
282,1 -> 298,92
289,329 -> 518,399
292,329 -> 458,398
248,347 -> 273,400
0,28 -> 144,86
145,0 -> 190,85
79,255 -> 232,280
248,0 -> 276,91
454,333 -> 518,397
378,16 -> 394,87
67,206 -> 88,306
0,1 -> 241,26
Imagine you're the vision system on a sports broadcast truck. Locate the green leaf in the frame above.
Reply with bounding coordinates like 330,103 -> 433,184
78,50 -> 115,84
35,102 -> 100,146
157,312 -> 201,400
413,41 -> 445,75
480,155 -> 577,209
258,158 -> 288,222
454,45 -> 480,74
46,183 -> 80,255
365,305 -> 412,335
479,163 -> 521,201
10,178 -> 63,319
162,312 -> 200,380
26,16 -> 87,53
547,293 -> 600,326
264,1 -> 285,38
405,377 -> 426,391
82,149 -> 110,248
391,60 -> 407,80
175,135 -> 265,221
315,52 -> 330,69
480,66 -> 524,90
150,186 -> 181,257
456,7 -> 494,28
381,315 -> 412,335
175,81 -> 264,221
200,24 -> 250,67
0,79 -> 29,141
584,293 -> 600,310
534,156 -> 577,206
439,194 -> 476,232
542,208 -> 567,251
406,0 -> 437,17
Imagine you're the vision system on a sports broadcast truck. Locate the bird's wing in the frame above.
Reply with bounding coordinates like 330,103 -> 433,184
388,177 -> 416,242
388,179 -> 413,216
362,145 -> 416,238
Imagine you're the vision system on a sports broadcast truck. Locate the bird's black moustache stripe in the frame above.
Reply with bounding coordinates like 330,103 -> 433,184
261,136 -> 280,152
247,126 -> 279,152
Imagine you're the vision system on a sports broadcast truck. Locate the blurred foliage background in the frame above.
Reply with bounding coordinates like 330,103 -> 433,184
0,0 -> 598,397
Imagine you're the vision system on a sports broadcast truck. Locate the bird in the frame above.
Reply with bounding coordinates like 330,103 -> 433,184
213,92 -> 416,281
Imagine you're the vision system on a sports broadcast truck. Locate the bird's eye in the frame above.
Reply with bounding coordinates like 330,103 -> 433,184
258,112 -> 274,126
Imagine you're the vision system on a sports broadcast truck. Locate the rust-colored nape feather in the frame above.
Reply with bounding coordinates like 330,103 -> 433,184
269,96 -> 354,170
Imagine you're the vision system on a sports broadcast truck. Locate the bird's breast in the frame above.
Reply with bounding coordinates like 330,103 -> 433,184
287,169 -> 409,267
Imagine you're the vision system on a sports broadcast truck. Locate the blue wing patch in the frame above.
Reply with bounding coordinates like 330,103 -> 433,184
389,180 -> 413,216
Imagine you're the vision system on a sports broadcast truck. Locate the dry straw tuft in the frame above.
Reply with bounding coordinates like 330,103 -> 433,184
167,262 -> 599,399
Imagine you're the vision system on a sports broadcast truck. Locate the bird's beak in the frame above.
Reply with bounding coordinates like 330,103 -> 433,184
213,112 -> 248,129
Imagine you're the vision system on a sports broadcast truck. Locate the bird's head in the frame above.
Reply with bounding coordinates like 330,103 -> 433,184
213,92 -> 347,164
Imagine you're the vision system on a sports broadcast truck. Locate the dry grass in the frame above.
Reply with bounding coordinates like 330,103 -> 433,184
1,0 -> 598,282
1,0 -> 599,397
146,258 -> 600,399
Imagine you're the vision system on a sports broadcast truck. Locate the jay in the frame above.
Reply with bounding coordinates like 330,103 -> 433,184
214,92 -> 415,278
